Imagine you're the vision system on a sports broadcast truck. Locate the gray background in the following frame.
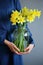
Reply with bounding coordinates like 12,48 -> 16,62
20,0 -> 43,65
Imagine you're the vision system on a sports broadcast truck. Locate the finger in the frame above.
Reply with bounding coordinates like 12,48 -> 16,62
25,48 -> 32,54
17,51 -> 25,54
11,43 -> 20,52
24,44 -> 34,52
25,47 -> 33,54
24,47 -> 29,51
11,48 -> 20,55
16,51 -> 30,55
18,51 -> 29,55
28,47 -> 33,53
8,45 -> 19,54
19,51 -> 29,55
14,49 -> 20,55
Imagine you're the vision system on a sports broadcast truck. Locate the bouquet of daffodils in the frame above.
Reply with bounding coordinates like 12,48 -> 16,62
10,7 -> 41,52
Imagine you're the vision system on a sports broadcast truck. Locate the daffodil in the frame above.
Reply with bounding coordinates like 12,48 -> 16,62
36,10 -> 41,18
33,9 -> 41,18
10,10 -> 21,25
21,7 -> 29,17
18,16 -> 25,24
27,15 -> 35,23
12,10 -> 20,17
10,17 -> 17,25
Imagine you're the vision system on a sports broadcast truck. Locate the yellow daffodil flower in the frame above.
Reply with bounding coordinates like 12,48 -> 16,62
18,16 -> 25,24
10,7 -> 41,25
21,7 -> 29,17
27,15 -> 35,23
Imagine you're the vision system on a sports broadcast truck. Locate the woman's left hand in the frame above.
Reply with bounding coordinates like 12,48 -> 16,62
19,44 -> 34,55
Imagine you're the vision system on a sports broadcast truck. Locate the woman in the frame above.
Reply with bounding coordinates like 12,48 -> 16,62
0,0 -> 35,65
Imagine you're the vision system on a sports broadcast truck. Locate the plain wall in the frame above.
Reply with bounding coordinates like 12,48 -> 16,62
20,0 -> 43,65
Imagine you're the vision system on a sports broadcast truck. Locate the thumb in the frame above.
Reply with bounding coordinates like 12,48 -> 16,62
24,47 -> 29,51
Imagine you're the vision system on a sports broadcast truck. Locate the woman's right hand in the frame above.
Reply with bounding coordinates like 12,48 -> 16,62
4,39 -> 20,55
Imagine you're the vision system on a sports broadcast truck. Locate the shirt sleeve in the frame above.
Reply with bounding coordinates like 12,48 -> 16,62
0,22 -> 7,44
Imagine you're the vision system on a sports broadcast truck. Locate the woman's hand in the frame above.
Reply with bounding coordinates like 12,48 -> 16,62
4,39 -> 20,55
19,44 -> 34,55
24,44 -> 34,54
